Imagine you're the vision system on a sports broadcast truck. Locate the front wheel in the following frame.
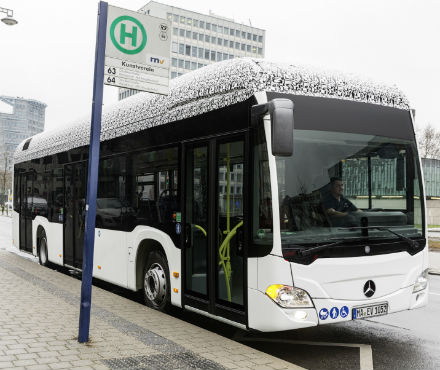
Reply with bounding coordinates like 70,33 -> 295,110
142,251 -> 171,311
38,235 -> 49,267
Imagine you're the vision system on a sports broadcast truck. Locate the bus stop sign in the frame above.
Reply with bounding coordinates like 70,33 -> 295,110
104,5 -> 171,95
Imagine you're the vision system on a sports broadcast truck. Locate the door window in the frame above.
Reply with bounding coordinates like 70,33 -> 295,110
216,141 -> 244,305
185,146 -> 209,296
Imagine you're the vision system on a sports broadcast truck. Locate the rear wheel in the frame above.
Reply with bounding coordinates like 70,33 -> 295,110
38,234 -> 48,267
142,251 -> 171,311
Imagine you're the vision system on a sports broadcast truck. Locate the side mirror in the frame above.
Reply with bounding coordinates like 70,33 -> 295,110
251,98 -> 294,157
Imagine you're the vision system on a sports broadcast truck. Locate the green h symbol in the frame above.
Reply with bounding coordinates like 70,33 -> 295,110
120,23 -> 138,46
110,15 -> 147,54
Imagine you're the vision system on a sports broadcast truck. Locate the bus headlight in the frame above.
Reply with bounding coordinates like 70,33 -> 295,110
413,269 -> 429,293
265,285 -> 314,308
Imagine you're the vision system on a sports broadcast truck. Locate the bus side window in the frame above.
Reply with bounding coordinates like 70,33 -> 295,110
96,156 -> 131,230
128,147 -> 179,238
51,168 -> 64,223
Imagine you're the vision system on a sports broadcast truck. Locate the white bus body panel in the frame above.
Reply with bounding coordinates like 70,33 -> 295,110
257,254 -> 292,291
12,210 -> 19,250
93,228 -> 128,287
23,216 -> 181,307
292,251 -> 424,300
127,226 -> 182,307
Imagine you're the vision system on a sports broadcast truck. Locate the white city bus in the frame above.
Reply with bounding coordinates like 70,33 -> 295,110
12,59 -> 428,331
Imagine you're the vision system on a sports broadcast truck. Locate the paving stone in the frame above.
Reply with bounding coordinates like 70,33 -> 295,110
27,365 -> 54,370
38,350 -> 61,358
36,357 -> 60,365
57,354 -> 81,362
15,353 -> 39,360
28,347 -> 49,354
5,349 -> 27,356
48,362 -> 74,369
7,343 -> 28,350
13,359 -> 38,366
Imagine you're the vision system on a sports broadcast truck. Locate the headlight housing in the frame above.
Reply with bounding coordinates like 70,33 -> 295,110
265,285 -> 314,308
413,268 -> 429,293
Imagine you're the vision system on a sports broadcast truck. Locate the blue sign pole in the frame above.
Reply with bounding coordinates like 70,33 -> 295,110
78,1 -> 108,343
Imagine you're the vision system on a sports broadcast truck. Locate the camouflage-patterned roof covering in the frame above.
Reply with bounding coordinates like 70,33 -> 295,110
14,58 -> 409,164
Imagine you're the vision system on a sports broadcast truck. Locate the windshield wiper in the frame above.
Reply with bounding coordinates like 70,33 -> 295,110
287,240 -> 355,257
338,226 -> 419,250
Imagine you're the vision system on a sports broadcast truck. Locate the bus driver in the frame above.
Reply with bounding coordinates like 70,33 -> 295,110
323,177 -> 360,226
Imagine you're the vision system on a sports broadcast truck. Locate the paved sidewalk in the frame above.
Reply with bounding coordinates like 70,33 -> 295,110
0,251 -> 302,370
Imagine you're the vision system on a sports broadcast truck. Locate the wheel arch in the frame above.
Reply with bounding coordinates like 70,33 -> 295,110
36,225 -> 46,253
131,227 -> 182,307
135,238 -> 166,291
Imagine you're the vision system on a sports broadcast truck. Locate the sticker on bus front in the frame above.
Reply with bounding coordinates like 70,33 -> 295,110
340,306 -> 349,318
319,308 -> 329,320
329,307 -> 339,319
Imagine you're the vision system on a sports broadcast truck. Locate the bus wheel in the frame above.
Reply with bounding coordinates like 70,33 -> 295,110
38,234 -> 49,267
143,251 -> 171,311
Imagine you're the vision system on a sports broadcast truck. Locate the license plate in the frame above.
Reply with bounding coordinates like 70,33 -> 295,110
352,302 -> 388,320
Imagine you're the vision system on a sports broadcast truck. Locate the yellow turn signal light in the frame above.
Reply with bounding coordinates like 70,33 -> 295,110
173,272 -> 179,278
98,265 -> 101,270
265,284 -> 284,300
173,288 -> 179,293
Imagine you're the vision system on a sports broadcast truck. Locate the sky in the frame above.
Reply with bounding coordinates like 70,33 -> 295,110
1,0 -> 439,133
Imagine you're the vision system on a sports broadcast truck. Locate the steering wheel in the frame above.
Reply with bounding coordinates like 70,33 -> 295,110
159,188 -> 171,200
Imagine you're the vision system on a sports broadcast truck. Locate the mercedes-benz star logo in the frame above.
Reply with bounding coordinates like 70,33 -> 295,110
363,280 -> 376,298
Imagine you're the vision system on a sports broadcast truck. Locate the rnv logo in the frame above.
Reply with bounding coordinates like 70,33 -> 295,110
150,57 -> 165,64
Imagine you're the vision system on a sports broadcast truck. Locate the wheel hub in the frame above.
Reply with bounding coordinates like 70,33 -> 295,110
144,263 -> 166,305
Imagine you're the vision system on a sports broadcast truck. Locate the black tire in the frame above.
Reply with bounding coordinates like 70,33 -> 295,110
142,251 -> 171,311
38,233 -> 49,267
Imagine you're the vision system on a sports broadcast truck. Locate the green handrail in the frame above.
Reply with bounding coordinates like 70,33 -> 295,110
193,224 -> 207,237
218,220 -> 243,302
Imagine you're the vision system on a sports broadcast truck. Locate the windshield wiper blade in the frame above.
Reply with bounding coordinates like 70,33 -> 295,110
295,240 -> 349,257
338,226 -> 419,250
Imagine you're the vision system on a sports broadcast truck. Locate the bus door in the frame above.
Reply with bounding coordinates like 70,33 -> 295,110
19,173 -> 33,253
63,162 -> 87,268
183,137 -> 247,324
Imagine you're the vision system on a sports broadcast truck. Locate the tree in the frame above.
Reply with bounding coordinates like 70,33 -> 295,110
0,138 -> 12,204
417,124 -> 440,159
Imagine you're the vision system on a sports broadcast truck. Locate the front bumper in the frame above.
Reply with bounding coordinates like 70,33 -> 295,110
248,284 -> 428,332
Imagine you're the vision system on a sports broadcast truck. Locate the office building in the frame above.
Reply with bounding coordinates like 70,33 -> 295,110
0,96 -> 46,172
119,0 -> 266,100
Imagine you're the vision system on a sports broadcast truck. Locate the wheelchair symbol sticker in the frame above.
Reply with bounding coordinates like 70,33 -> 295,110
340,306 -> 349,318
319,308 -> 329,320
330,307 -> 339,319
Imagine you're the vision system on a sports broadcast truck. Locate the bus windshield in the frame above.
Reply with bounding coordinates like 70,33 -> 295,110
277,130 -> 424,245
